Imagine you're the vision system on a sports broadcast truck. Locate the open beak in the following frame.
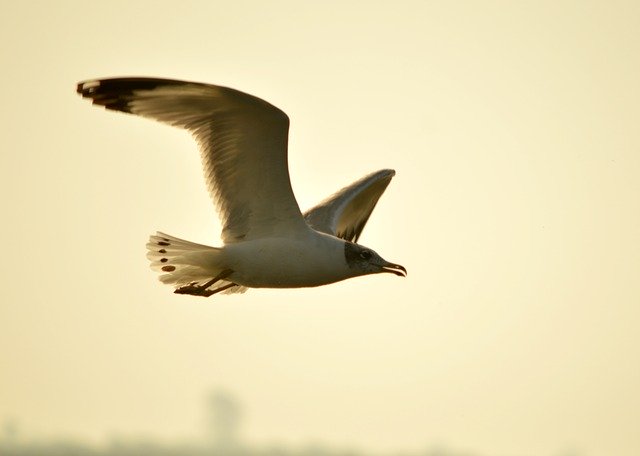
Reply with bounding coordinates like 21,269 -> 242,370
381,261 -> 407,277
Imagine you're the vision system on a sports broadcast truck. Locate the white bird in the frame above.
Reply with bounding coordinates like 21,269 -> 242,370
77,78 -> 406,297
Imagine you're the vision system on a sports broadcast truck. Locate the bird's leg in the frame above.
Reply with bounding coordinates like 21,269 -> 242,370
174,269 -> 234,297
200,282 -> 238,297
198,269 -> 234,290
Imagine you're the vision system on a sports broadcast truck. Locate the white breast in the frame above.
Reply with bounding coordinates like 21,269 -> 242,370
223,229 -> 351,288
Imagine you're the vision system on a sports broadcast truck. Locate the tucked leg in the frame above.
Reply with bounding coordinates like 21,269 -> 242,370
174,269 -> 234,297
200,282 -> 238,297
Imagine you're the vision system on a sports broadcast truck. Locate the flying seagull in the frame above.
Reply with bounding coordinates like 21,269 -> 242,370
77,77 -> 406,297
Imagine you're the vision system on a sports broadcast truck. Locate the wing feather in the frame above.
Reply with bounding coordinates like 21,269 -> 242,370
304,169 -> 395,242
77,77 -> 307,242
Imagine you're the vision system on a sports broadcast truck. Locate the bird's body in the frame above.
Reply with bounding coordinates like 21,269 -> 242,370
223,230 -> 351,288
78,77 -> 405,297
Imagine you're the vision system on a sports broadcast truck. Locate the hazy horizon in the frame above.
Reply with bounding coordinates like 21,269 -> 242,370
0,388 -> 580,456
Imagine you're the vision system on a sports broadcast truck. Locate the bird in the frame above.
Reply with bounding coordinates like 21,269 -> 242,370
77,77 -> 406,297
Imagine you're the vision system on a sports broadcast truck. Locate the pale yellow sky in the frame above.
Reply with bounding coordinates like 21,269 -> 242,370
1,1 -> 639,455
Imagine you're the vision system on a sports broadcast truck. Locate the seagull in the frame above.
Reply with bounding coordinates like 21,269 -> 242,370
77,77 -> 406,297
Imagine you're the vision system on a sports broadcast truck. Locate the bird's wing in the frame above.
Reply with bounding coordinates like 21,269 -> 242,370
303,169 -> 395,242
77,77 -> 307,243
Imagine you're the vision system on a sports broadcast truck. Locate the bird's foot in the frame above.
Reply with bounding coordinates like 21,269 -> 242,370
173,269 -> 235,297
174,282 -> 214,297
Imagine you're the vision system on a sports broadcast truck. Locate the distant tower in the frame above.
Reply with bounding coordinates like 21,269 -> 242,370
1,419 -> 18,443
206,390 -> 242,454
1,419 -> 19,451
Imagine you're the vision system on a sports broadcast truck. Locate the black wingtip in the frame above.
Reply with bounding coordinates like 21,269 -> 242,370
77,80 -> 99,97
78,77 -> 184,95
76,77 -> 185,113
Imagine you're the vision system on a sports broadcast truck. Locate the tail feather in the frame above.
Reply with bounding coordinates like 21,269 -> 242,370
146,232 -> 247,295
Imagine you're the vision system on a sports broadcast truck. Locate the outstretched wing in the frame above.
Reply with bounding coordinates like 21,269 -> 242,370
304,169 -> 395,243
77,77 -> 307,243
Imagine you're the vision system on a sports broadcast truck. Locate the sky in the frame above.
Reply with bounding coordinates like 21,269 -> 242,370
1,1 -> 639,455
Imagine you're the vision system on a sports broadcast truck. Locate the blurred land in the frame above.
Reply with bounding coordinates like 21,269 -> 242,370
0,390 -> 582,456
0,392 -> 520,456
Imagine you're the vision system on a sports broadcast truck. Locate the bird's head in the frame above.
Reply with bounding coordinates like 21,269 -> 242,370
344,241 -> 406,278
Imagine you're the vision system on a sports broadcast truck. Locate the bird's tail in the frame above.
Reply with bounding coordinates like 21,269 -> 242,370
146,232 -> 246,295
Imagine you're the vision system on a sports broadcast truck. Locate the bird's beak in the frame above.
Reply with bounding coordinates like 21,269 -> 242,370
381,261 -> 407,277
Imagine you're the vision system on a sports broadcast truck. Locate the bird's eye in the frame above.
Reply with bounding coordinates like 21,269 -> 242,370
360,250 -> 372,260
